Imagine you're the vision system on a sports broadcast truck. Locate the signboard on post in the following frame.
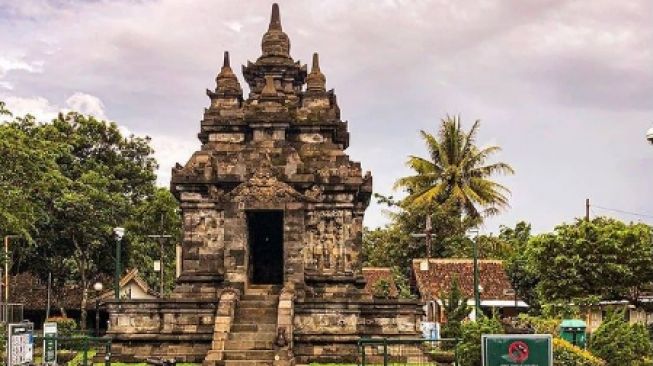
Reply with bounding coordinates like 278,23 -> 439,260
482,334 -> 552,366
7,322 -> 34,366
43,322 -> 58,365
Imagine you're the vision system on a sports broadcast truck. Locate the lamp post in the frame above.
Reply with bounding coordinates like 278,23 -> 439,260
113,227 -> 125,300
147,234 -> 172,298
467,229 -> 481,321
93,281 -> 103,337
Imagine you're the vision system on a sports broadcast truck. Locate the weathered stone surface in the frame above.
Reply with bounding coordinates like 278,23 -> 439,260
107,3 -> 422,364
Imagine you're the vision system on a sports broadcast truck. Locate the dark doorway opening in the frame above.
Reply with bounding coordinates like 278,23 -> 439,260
247,211 -> 284,284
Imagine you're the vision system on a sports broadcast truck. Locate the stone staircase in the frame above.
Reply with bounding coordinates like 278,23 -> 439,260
222,285 -> 281,366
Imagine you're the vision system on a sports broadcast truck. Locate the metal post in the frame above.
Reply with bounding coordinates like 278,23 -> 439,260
425,215 -> 432,258
4,235 -> 8,306
160,237 -> 164,298
95,297 -> 100,337
115,236 -> 121,299
105,341 -> 112,366
473,234 -> 481,320
83,336 -> 89,366
383,338 -> 388,366
148,234 -> 172,299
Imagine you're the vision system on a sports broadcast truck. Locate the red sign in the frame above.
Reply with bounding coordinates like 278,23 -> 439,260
508,341 -> 529,363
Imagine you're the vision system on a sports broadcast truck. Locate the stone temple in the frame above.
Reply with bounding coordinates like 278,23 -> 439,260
106,4 -> 422,365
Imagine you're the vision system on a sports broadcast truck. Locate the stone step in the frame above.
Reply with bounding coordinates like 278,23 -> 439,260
224,351 -> 276,361
228,332 -> 276,341
223,360 -> 274,366
238,299 -> 278,308
231,323 -> 276,332
247,284 -> 282,290
236,307 -> 277,318
224,339 -> 275,351
241,294 -> 279,301
244,288 -> 279,296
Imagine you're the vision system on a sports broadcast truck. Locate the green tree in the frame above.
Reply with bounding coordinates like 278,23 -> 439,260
124,187 -> 182,295
502,222 -> 540,311
589,309 -> 652,366
0,115 -> 66,241
1,107 -> 172,328
362,198 -> 471,271
441,276 -> 471,348
394,115 -> 514,220
457,316 -> 503,366
527,217 -> 653,303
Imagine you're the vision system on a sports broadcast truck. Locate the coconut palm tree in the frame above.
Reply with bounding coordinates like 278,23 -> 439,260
394,115 -> 514,220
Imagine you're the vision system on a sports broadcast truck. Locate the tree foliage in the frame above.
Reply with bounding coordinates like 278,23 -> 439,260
1,102 -> 180,329
457,316 -> 503,366
589,309 -> 652,366
394,115 -> 514,220
527,217 -> 653,303
441,276 -> 471,347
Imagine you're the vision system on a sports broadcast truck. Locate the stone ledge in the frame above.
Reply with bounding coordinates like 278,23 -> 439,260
108,333 -> 213,341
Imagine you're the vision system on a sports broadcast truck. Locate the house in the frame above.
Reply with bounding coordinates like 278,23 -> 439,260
411,258 -> 528,325
583,300 -> 653,333
362,267 -> 399,298
97,268 -> 158,300
6,268 -> 156,328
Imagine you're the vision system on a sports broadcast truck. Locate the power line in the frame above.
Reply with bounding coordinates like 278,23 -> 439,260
592,204 -> 653,220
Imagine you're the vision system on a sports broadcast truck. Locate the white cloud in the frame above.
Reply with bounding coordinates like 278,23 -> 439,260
3,96 -> 59,121
0,0 -> 651,232
64,92 -> 108,120
0,81 -> 14,90
0,57 -> 43,77
147,133 -> 199,187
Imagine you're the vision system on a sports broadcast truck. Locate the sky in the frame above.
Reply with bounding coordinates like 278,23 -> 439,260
0,0 -> 651,234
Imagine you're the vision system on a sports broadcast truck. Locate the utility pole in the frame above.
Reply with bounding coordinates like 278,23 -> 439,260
410,215 -> 436,258
4,235 -> 18,306
585,198 -> 590,221
147,234 -> 172,298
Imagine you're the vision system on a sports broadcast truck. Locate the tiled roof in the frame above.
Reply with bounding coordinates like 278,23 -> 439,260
362,267 -> 399,298
411,259 -> 517,301
9,269 -> 154,311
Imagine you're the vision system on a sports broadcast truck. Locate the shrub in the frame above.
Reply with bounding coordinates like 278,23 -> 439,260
457,316 -> 503,366
46,317 -> 78,336
589,309 -> 652,366
515,314 -> 561,336
372,279 -> 392,299
553,338 -> 605,366
441,276 -> 471,349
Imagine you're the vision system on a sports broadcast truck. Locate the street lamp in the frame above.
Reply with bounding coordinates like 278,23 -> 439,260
93,281 -> 103,337
467,229 -> 481,321
647,125 -> 653,145
113,227 -> 125,300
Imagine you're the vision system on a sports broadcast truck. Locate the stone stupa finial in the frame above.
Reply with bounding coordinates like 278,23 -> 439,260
269,3 -> 282,31
261,3 -> 290,58
306,52 -> 326,93
215,51 -> 242,95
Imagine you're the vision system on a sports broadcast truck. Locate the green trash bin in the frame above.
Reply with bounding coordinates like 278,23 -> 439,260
560,319 -> 587,348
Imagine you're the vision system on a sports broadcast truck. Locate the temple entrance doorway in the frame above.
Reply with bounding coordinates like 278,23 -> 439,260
247,210 -> 284,284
